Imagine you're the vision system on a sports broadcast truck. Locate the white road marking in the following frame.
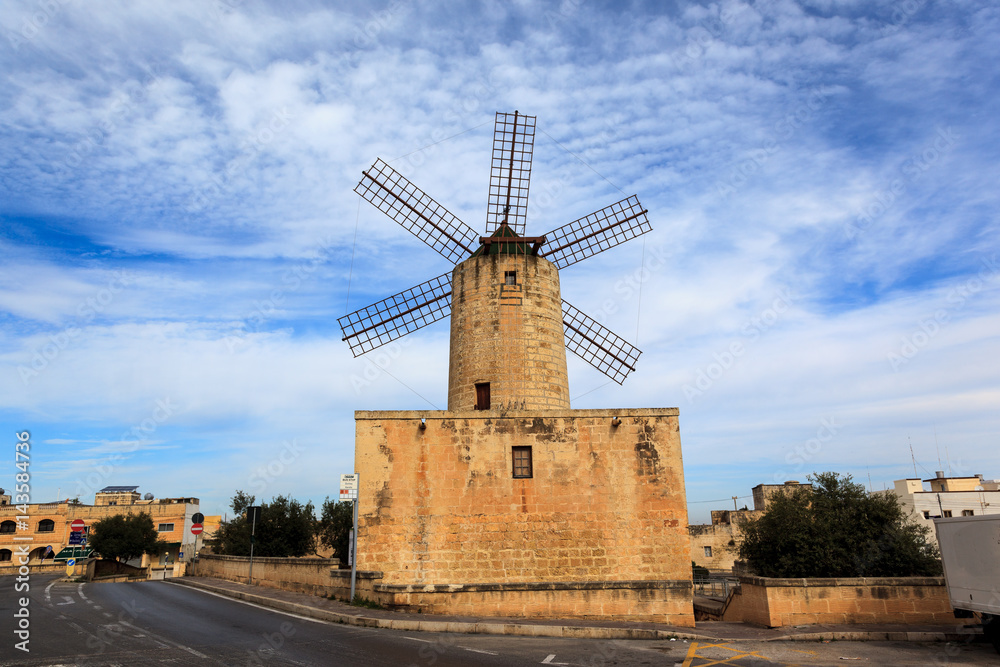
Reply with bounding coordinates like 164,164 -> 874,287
164,581 -> 334,625
77,583 -> 89,602
460,646 -> 499,655
57,596 -> 75,605
45,580 -> 57,603
404,637 -> 434,643
118,620 -> 209,659
542,655 -> 570,665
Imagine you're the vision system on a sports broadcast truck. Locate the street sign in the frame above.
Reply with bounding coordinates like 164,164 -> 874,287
192,512 -> 204,524
67,558 -> 76,566
68,532 -> 85,545
70,519 -> 86,532
340,473 -> 358,501
191,523 -> 204,535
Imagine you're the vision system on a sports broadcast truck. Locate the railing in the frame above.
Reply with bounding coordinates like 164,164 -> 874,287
693,577 -> 739,599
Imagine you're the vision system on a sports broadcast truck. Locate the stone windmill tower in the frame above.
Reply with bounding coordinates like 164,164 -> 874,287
342,112 -> 693,626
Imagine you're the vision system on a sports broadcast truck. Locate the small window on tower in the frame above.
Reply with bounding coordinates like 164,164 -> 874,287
512,446 -> 532,478
505,271 -> 516,286
704,546 -> 713,558
475,382 -> 491,410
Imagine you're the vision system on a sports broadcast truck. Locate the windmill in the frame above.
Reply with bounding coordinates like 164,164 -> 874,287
339,111 -> 652,410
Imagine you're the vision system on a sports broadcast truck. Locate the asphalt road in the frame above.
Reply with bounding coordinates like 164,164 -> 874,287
1,574 -> 998,666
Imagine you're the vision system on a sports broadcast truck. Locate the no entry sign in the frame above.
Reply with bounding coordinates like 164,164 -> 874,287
70,519 -> 86,532
191,523 -> 204,535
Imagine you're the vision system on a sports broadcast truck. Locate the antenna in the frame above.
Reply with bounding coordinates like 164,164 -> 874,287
867,467 -> 873,492
946,445 -> 952,476
909,438 -> 918,477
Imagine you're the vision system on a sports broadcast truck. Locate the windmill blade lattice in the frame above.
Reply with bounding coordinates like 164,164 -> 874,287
486,111 -> 536,236
562,300 -> 642,385
338,272 -> 453,357
541,195 -> 651,270
355,158 -> 479,265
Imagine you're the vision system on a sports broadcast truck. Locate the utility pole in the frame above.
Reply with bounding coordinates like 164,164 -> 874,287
732,496 -> 738,511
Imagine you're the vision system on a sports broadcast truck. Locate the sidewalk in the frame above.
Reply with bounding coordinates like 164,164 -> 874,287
167,577 -> 982,643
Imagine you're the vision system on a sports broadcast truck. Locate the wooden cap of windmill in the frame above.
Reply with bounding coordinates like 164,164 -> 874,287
447,223 -> 570,411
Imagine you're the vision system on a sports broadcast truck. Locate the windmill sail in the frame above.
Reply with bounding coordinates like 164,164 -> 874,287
562,300 -> 642,385
486,111 -> 536,236
541,195 -> 651,270
339,272 -> 453,357
355,158 -> 479,265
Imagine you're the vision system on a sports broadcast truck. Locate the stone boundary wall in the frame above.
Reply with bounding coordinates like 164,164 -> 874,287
374,580 -> 694,623
187,554 -> 376,599
722,576 -> 956,627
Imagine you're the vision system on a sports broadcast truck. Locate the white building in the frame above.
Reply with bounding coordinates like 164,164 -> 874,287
893,472 -> 1000,546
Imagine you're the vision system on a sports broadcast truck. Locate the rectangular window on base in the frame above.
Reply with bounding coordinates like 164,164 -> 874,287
962,509 -> 974,516
512,446 -> 532,478
157,523 -> 174,532
942,510 -> 953,518
505,270 -> 517,285
704,546 -> 713,558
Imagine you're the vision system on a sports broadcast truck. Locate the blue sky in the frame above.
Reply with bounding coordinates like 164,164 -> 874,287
1,1 -> 998,523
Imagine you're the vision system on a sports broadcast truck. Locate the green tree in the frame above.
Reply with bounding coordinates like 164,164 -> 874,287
317,497 -> 353,563
89,512 -> 167,563
737,472 -> 941,578
213,491 -> 316,557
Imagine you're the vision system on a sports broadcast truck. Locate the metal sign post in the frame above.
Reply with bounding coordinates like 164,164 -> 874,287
247,506 -> 261,586
340,473 -> 359,602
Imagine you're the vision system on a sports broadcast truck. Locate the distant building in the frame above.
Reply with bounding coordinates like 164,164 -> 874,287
892,471 -> 1000,546
0,485 -> 199,568
688,481 -> 812,573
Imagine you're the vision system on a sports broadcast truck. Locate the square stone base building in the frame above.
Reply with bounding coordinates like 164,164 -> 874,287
352,247 -> 693,624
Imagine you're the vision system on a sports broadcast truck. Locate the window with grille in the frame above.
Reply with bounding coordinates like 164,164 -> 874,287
512,446 -> 532,478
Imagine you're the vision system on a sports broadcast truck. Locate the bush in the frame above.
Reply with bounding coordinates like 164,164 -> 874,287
737,472 -> 941,578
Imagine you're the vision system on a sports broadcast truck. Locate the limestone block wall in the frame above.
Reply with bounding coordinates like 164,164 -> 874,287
722,576 -> 958,627
188,555 -> 347,597
355,408 -> 690,588
688,523 -> 738,572
448,254 -> 569,411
